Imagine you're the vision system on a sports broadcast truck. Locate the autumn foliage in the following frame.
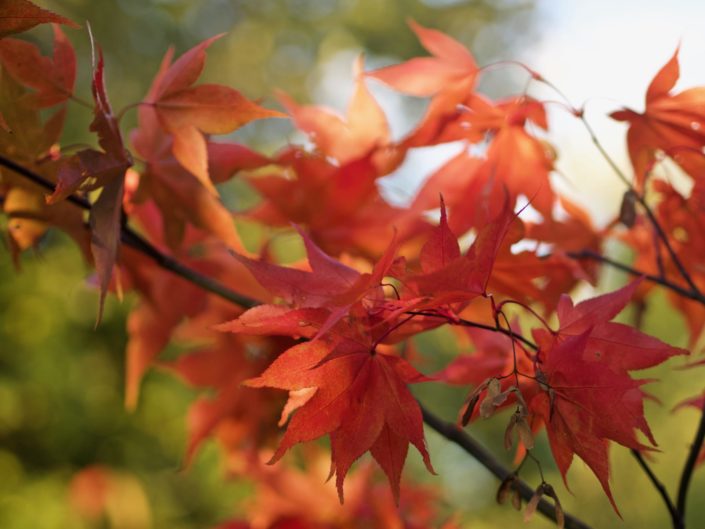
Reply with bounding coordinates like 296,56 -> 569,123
3,3 -> 705,529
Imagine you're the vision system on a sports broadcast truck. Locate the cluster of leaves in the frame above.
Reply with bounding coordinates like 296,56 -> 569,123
2,2 -> 705,528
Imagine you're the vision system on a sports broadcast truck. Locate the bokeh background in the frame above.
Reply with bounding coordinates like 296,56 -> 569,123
2,0 -> 705,527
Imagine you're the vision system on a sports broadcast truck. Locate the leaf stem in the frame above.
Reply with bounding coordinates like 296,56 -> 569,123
405,310 -> 539,351
496,299 -> 555,333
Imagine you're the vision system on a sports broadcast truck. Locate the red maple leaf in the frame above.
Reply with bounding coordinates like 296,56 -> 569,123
611,47 -> 705,186
0,25 -> 75,108
142,35 -> 284,192
46,47 -> 132,321
400,197 -> 516,310
368,20 -> 477,98
243,339 -> 433,502
279,56 -> 401,174
529,282 -> 688,511
130,43 -> 270,252
217,229 -> 437,500
244,146 -> 426,259
117,199 -> 273,409
534,279 -> 688,371
368,20 -> 480,149
231,226 -> 400,338
0,0 -> 78,38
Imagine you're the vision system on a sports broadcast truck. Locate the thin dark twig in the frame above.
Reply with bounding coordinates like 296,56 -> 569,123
420,405 -> 593,529
677,404 -> 705,523
651,222 -> 666,279
639,202 -> 700,294
566,250 -> 705,306
406,310 -> 539,351
120,229 -> 256,308
631,449 -> 682,529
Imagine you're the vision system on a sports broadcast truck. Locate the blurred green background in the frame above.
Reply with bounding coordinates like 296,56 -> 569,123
2,0 -> 704,528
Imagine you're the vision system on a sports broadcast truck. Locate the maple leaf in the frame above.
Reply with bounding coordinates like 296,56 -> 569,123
118,199 -> 273,409
530,332 -> 652,514
0,25 -> 75,108
223,449 -> 449,529
120,247 -> 207,409
402,197 -> 515,309
368,20 -> 481,150
46,48 -> 133,322
529,282 -> 687,512
521,196 -> 601,306
143,35 -> 285,192
534,279 -> 688,372
368,20 -> 477,98
279,56 -> 400,173
410,97 -> 556,230
616,180 -> 705,345
166,334 -> 287,464
231,226 -> 399,338
244,145 -> 427,260
410,149 -> 499,235
458,95 -> 555,217
0,0 -> 78,38
225,449 -> 346,529
611,47 -> 705,186
130,43 -> 267,252
1,177 -> 90,265
244,339 -> 433,502
0,61 -> 67,159
0,51 -> 87,262
132,144 -> 255,252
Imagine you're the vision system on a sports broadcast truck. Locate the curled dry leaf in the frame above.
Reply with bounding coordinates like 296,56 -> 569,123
459,378 -> 490,426
479,378 -> 512,419
496,474 -> 521,511
523,483 -> 544,523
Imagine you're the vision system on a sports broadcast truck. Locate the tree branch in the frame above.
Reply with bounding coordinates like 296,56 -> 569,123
120,229 -> 256,308
631,449 -> 682,529
420,404 -> 593,529
566,249 -> 705,306
0,153 -> 91,210
677,401 -> 705,523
